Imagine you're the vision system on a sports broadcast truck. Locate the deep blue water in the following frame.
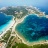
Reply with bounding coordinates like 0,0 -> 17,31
0,13 -> 13,26
0,13 -> 13,34
15,14 -> 48,42
38,7 -> 48,15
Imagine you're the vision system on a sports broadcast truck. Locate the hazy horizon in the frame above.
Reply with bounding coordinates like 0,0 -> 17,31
0,0 -> 47,7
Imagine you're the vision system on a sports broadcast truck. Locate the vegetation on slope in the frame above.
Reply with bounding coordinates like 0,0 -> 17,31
1,30 -> 11,42
0,6 -> 40,19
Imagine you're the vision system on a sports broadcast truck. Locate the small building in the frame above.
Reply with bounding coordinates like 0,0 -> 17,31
0,42 -> 6,48
39,12 -> 45,16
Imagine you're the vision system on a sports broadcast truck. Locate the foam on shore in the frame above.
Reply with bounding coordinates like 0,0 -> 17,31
0,18 -> 15,38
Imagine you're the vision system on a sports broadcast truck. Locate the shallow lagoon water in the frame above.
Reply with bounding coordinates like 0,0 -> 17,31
15,14 -> 48,42
0,13 -> 13,34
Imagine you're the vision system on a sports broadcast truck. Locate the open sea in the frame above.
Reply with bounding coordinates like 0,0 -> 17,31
0,13 -> 13,34
15,14 -> 48,42
38,7 -> 48,15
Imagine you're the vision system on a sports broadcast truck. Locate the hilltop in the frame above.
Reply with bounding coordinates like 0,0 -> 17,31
0,6 -> 45,19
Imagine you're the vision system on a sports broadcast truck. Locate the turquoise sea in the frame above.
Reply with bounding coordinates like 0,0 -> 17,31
0,13 -> 13,34
15,14 -> 48,42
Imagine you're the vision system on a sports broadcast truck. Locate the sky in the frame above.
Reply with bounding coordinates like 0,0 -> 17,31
0,0 -> 47,7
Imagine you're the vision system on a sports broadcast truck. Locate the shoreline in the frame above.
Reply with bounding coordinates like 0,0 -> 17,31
0,13 -> 48,46
15,30 -> 48,46
0,17 -> 15,38
14,14 -> 48,46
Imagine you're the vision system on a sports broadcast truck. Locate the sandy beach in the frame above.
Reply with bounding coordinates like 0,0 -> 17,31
0,18 -> 15,38
12,15 -> 29,44
0,14 -> 48,46
14,14 -> 48,46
